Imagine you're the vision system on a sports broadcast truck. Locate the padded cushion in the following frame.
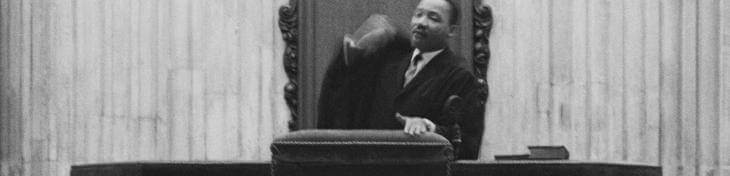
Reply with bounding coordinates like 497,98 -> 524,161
271,130 -> 454,164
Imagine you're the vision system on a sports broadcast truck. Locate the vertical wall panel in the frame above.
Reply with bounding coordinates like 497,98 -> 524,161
568,0 -> 588,160
1,0 -> 8,169
154,0 -> 171,160
127,0 -> 141,161
188,0 -> 206,160
660,0 -> 682,175
217,0 -> 243,160
29,0 -> 50,170
513,0 -> 541,152
679,0 -> 699,175
0,0 -> 9,174
20,0 -> 32,174
586,0 -> 609,160
168,0 -> 191,161
641,0 -> 661,164
111,0 -> 132,162
99,0 -> 114,162
623,0 -> 643,162
544,0 -> 561,146
136,0 -> 157,161
697,1 -> 721,176
719,1 -> 730,176
721,2 -> 730,176
547,0 -> 573,150
532,0 -> 546,147
605,0 -> 624,161
238,0 -> 262,160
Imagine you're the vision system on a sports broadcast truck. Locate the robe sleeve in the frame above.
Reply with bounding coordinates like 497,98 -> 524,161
440,68 -> 486,160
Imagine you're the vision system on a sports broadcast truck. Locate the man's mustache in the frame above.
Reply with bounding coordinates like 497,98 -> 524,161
411,24 -> 426,30
411,26 -> 426,36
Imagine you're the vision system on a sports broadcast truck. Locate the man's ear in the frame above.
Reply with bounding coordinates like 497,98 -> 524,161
448,24 -> 458,37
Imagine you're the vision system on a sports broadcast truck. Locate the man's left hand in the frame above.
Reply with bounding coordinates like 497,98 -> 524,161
396,113 -> 436,135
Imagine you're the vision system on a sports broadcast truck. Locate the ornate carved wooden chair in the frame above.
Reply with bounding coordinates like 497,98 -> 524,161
277,0 -> 493,131
273,0 -> 493,175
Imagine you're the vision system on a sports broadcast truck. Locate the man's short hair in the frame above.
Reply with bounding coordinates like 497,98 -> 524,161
444,0 -> 460,25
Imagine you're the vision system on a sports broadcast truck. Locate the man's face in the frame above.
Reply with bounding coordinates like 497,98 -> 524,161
410,0 -> 455,52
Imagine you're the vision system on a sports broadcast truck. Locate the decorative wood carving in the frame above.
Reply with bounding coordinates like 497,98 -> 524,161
278,1 -> 299,131
472,0 -> 493,105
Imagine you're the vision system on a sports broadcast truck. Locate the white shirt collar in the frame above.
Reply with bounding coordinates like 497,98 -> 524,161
410,48 -> 443,67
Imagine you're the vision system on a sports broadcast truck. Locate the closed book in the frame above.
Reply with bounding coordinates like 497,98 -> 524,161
494,154 -> 530,160
527,146 -> 569,160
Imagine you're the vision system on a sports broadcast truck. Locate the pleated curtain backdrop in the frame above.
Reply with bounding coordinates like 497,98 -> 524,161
482,1 -> 730,176
0,0 -> 729,176
0,0 -> 291,175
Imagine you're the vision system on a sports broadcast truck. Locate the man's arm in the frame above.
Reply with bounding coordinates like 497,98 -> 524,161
395,69 -> 478,136
456,86 -> 486,159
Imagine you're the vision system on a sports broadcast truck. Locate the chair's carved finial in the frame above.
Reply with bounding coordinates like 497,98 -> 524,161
472,0 -> 493,105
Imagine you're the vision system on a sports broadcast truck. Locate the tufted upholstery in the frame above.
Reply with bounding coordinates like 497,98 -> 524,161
271,130 -> 454,176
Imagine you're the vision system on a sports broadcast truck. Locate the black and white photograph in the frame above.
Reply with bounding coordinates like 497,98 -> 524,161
0,0 -> 728,176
